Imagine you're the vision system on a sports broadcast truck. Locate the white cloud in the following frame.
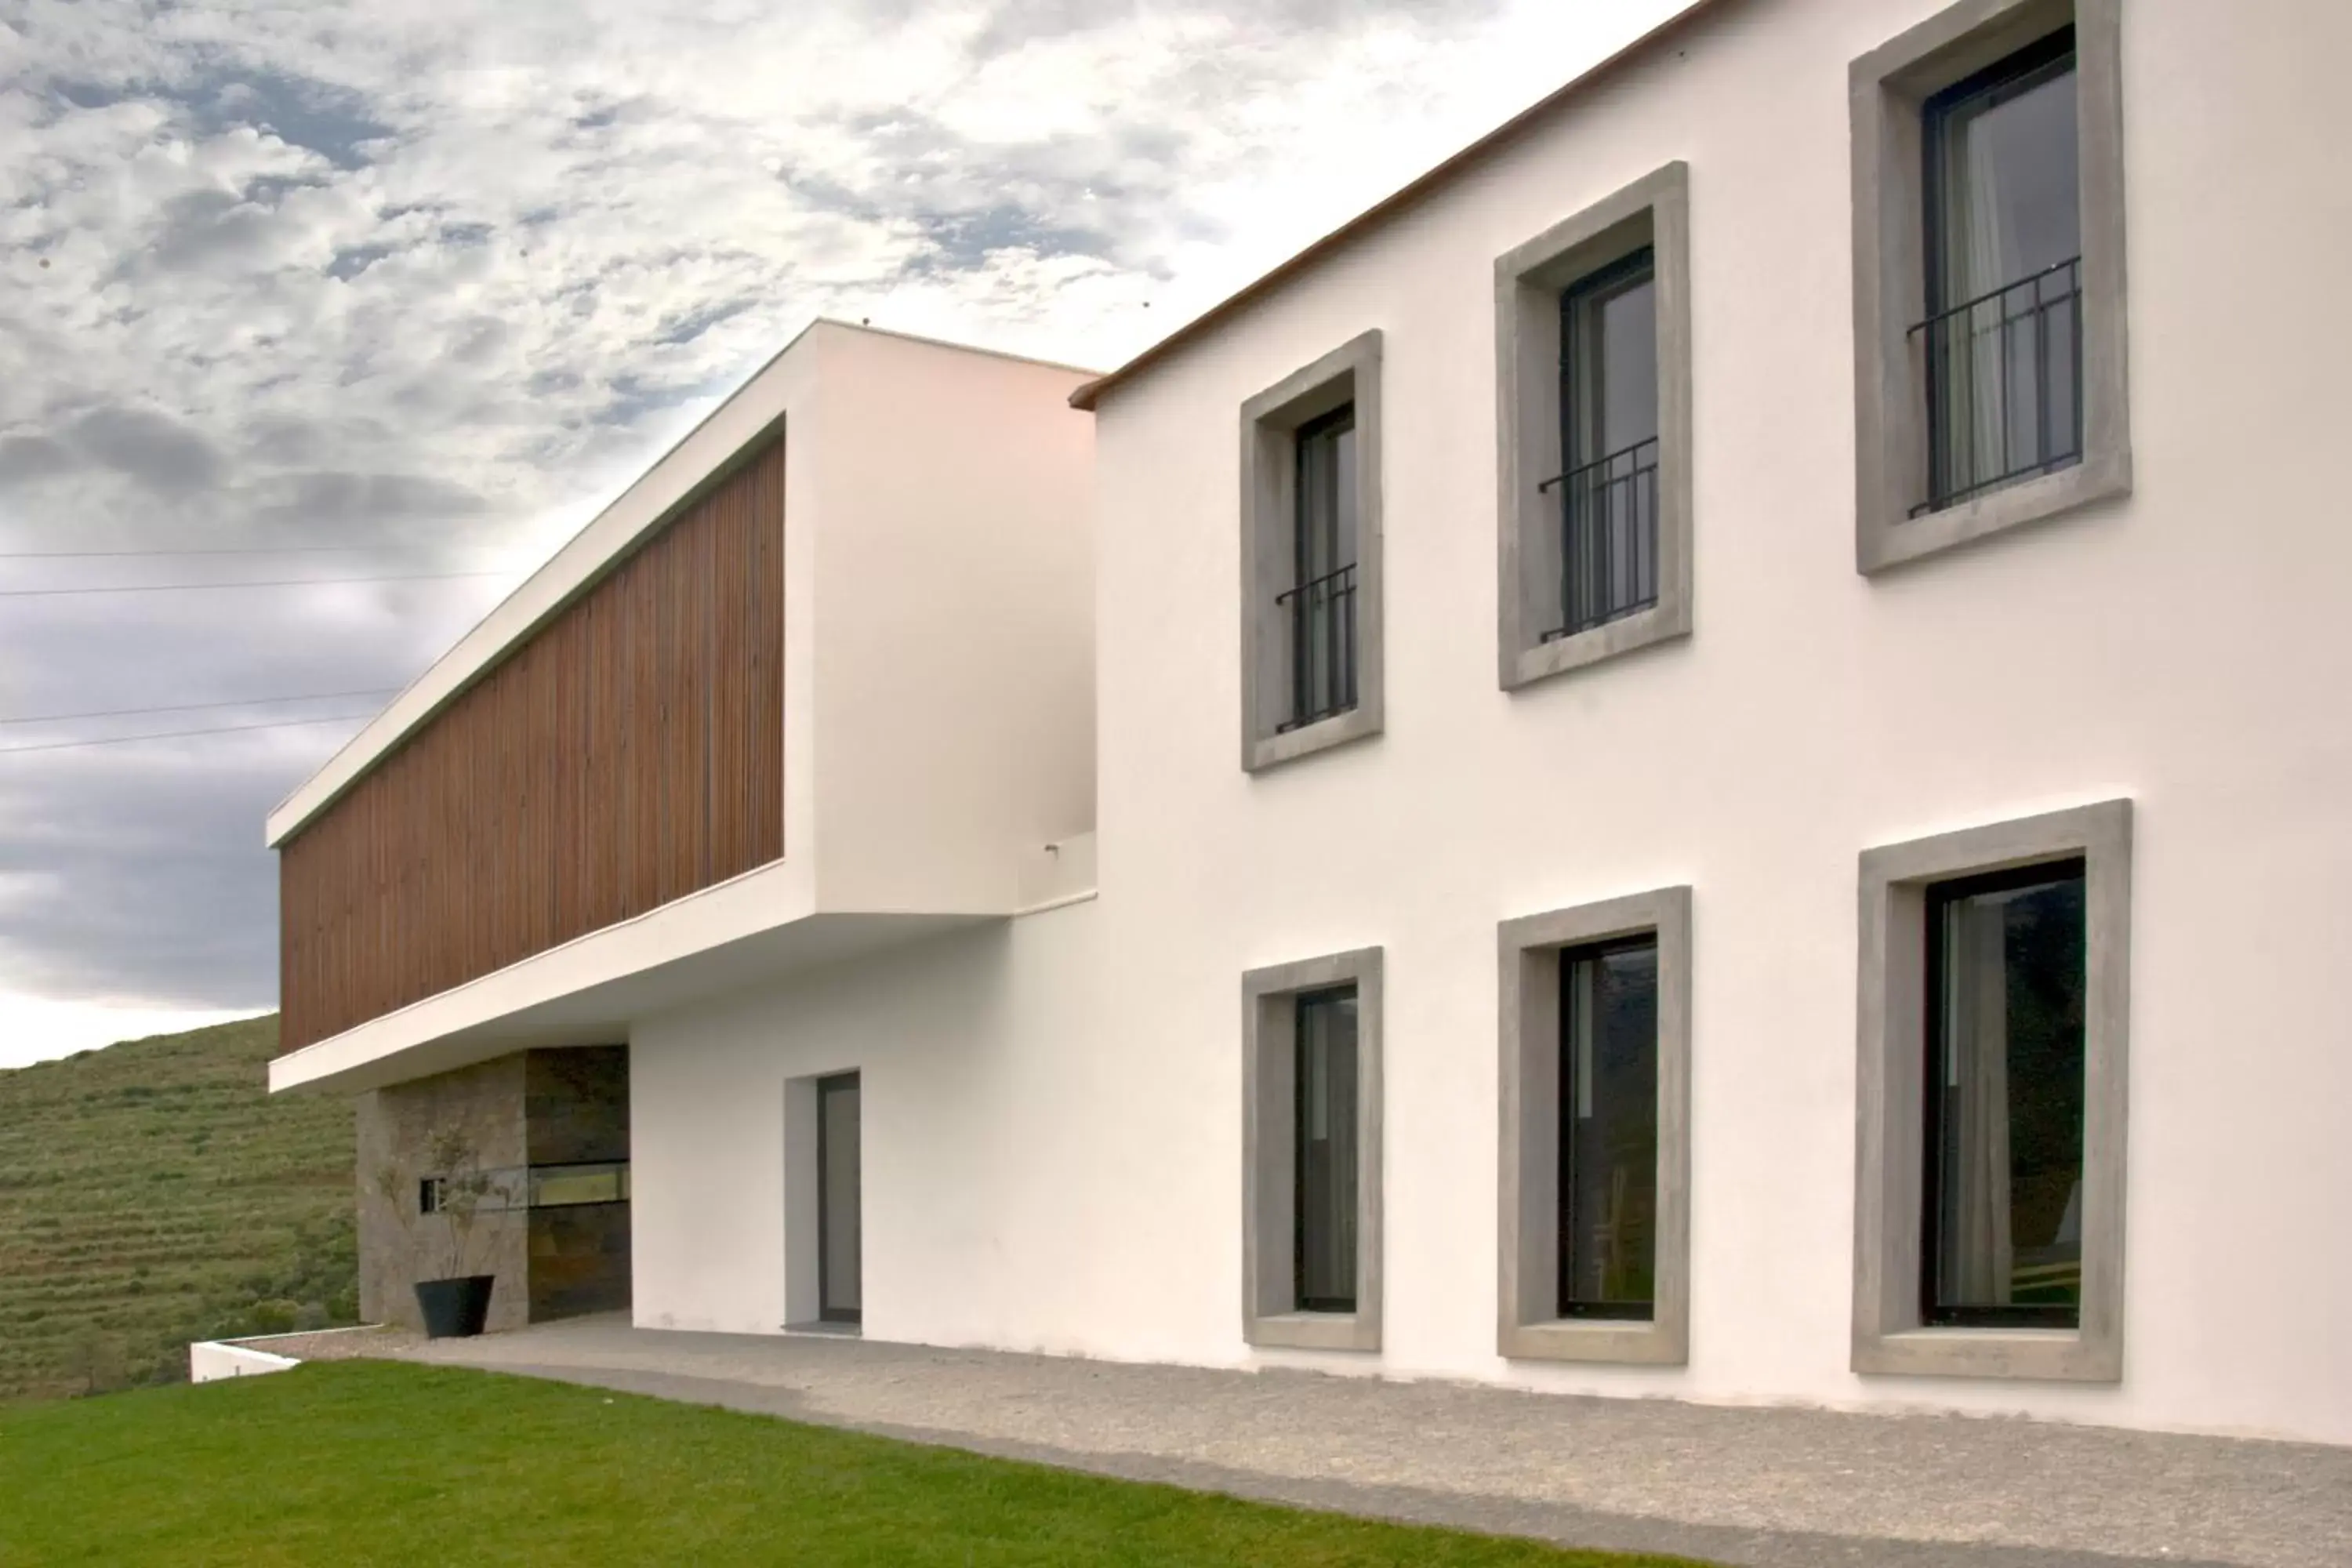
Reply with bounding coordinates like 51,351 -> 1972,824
0,0 -> 1686,1057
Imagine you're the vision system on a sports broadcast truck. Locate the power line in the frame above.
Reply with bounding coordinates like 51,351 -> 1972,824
0,713 -> 380,756
0,688 -> 401,727
0,570 -> 512,599
0,545 -> 507,559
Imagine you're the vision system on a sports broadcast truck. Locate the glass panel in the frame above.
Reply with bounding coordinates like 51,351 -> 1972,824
819,1076 -> 862,1320
1926,862 -> 2087,1327
1283,406 -> 1359,728
1294,987 -> 1359,1312
1566,267 -> 1659,470
526,1162 -> 629,1208
1930,52 -> 2079,309
425,1167 -> 524,1214
1555,252 -> 1660,638
1922,37 -> 2082,508
1558,938 -> 1659,1318
1295,412 -> 1354,584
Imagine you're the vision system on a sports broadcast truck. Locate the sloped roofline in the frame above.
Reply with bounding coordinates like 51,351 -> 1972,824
1068,0 -> 1733,412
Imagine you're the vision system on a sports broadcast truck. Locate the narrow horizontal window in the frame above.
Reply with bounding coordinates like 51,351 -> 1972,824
524,1161 -> 632,1209
1923,858 -> 2087,1329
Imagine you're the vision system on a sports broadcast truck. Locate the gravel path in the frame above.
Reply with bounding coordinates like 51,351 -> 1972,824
393,1316 -> 2350,1568
234,1324 -> 417,1361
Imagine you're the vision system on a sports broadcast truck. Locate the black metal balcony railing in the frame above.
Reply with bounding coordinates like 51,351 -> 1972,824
1911,255 -> 2083,516
1276,563 -> 1358,731
1539,436 -> 1660,641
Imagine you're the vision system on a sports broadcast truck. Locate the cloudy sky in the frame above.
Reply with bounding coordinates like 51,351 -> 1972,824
0,0 -> 1682,1067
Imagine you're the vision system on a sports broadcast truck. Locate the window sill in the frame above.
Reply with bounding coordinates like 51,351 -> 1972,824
1853,1324 -> 2118,1383
1244,702 -> 1381,773
1246,1309 -> 1381,1353
1500,1314 -> 1685,1367
1860,446 -> 2131,575
1503,596 -> 1690,691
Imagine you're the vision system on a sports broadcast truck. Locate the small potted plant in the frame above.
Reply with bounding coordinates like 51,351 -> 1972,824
374,1127 -> 503,1339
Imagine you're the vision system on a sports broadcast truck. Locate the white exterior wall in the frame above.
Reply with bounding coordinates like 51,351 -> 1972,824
1073,0 -> 2351,1443
612,0 -> 2351,1447
631,901 -> 1128,1352
188,1341 -> 300,1383
809,328 -> 1097,913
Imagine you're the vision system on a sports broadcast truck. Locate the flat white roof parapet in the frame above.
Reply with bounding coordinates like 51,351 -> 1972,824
264,320 -> 1096,848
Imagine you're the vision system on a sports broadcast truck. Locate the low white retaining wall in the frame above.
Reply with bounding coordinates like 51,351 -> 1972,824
188,1341 -> 300,1383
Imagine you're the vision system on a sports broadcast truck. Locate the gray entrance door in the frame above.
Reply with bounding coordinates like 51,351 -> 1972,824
817,1073 -> 862,1324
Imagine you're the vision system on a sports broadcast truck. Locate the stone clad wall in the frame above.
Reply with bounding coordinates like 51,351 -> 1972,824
355,1046 -> 630,1333
526,1047 -> 629,1165
355,1055 -> 531,1334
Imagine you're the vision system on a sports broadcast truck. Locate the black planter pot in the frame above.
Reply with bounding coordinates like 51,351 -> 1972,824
414,1275 -> 495,1339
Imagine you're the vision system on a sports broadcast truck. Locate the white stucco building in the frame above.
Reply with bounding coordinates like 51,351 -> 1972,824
270,0 -> 2352,1446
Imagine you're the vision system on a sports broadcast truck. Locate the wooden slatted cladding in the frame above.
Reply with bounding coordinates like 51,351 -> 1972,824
277,437 -> 785,1054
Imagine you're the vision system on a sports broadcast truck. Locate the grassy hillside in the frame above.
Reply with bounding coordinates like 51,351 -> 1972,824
0,1015 -> 356,1403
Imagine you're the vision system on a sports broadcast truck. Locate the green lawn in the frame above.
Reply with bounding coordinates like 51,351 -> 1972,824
0,1015 -> 355,1402
0,1360 -> 1707,1566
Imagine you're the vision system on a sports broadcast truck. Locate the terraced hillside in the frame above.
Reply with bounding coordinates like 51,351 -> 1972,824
0,1015 -> 357,1403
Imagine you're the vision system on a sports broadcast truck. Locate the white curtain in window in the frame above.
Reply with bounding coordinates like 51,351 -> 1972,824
1943,896 -> 2014,1305
1940,122 -> 2013,492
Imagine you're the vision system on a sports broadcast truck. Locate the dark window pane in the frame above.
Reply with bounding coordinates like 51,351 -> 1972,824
1929,49 -> 2079,309
1552,252 -> 1660,639
1566,268 -> 1660,468
1558,937 -> 1659,1319
1925,862 -> 2087,1327
1294,987 -> 1359,1312
819,1074 -> 862,1322
1281,407 -> 1359,730
1920,34 -> 2082,511
1295,412 -> 1353,584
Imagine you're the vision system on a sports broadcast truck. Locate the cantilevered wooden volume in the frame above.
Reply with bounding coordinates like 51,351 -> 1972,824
277,436 -> 785,1054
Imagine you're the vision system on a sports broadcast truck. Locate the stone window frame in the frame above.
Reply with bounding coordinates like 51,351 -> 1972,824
1852,798 -> 2132,1381
1497,887 -> 1692,1365
1850,0 -> 2130,574
1238,331 -> 1385,772
1242,946 -> 1384,1351
1494,162 -> 1694,691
